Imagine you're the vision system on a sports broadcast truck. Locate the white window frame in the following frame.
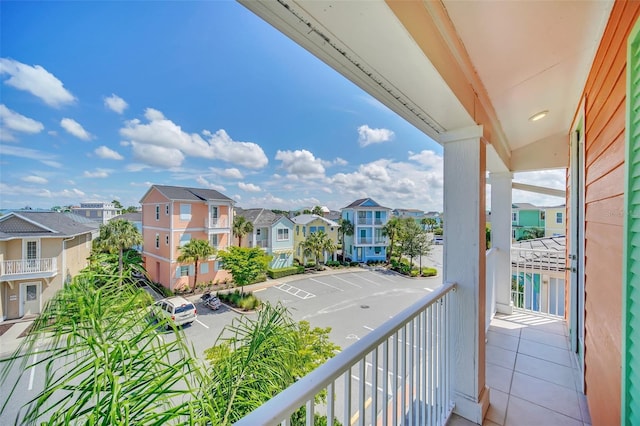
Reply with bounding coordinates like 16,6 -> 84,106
155,205 -> 160,221
180,203 -> 191,221
277,228 -> 289,241
200,262 -> 209,274
556,212 -> 563,224
180,234 -> 191,247
165,204 -> 169,215
165,235 -> 169,245
155,234 -> 160,249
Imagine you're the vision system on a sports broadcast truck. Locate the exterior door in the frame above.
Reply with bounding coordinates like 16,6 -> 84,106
24,239 -> 39,271
569,121 -> 585,390
20,282 -> 41,316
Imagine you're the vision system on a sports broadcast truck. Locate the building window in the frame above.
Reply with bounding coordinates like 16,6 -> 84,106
512,212 -> 517,222
210,234 -> 219,248
556,212 -> 563,224
165,235 -> 169,245
155,234 -> 160,248
155,205 -> 160,221
310,226 -> 317,234
86,211 -> 90,217
318,226 -> 325,233
278,228 -> 289,241
256,229 -> 261,236
165,204 -> 169,215
296,225 -> 299,235
177,265 -> 190,277
201,263 -> 209,274
97,211 -> 102,217
180,203 -> 191,221
374,247 -> 381,254
540,211 -> 546,220
512,230 -> 516,239
180,234 -> 191,247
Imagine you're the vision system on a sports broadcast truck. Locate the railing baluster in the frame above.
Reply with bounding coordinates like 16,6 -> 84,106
400,325 -> 406,425
306,399 -> 313,426
409,318 -> 414,424
358,358 -> 365,426
420,310 -> 427,425
371,347 -> 378,425
382,340 -> 388,426
344,367 -> 351,426
327,382 -> 334,426
392,330 -> 398,426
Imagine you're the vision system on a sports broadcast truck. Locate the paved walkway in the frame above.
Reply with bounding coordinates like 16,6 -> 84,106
0,320 -> 34,357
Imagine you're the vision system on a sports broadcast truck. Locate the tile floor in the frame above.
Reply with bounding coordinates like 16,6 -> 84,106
448,311 -> 591,426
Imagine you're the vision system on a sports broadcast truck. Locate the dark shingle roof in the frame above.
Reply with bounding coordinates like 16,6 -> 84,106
147,185 -> 234,202
236,208 -> 290,227
0,211 -> 98,240
342,198 -> 390,209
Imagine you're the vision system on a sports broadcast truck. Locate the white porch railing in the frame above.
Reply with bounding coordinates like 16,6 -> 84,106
236,282 -> 457,426
205,217 -> 228,228
0,258 -> 57,277
485,248 -> 498,331
511,247 -> 567,317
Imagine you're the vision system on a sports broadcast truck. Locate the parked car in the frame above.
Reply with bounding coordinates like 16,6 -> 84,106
149,296 -> 197,328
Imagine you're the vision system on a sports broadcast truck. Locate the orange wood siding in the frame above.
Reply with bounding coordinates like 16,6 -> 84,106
578,2 -> 640,424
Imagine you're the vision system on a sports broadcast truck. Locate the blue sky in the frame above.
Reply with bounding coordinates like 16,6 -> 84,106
0,1 -> 564,212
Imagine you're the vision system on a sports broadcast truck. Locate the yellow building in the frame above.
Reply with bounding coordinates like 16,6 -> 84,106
290,214 -> 339,263
544,205 -> 566,237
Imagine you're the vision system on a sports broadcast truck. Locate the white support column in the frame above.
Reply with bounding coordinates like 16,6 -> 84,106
441,125 -> 490,423
490,172 -> 514,315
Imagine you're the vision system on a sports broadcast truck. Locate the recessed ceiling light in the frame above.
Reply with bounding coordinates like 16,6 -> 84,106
529,110 -> 548,122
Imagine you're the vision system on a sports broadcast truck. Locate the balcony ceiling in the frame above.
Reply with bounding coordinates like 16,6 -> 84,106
239,0 -> 613,172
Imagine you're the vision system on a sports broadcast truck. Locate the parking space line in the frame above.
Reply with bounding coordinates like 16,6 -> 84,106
363,325 -> 374,331
333,275 -> 362,288
424,287 -> 434,292
354,273 -> 386,285
28,352 -> 37,391
309,278 -> 344,292
195,319 -> 209,329
274,283 -> 316,299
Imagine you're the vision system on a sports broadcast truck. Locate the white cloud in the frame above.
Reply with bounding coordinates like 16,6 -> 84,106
0,58 -> 75,107
120,108 -> 268,169
95,145 -> 124,160
275,149 -> 326,179
126,163 -> 150,172
83,169 -> 110,178
61,118 -> 92,140
216,167 -> 243,179
196,176 -> 227,192
21,175 -> 48,184
104,94 -> 128,114
0,144 -> 59,165
34,187 -> 85,199
238,182 -> 261,192
357,124 -> 394,147
0,104 -> 44,140
47,130 -> 57,136
334,157 -> 348,166
408,150 -> 443,169
511,169 -> 567,207
130,142 -> 184,168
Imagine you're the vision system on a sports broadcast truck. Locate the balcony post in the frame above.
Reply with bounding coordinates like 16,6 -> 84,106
441,125 -> 489,423
490,172 -> 514,315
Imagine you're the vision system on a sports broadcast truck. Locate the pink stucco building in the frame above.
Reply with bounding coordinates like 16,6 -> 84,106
140,185 -> 234,291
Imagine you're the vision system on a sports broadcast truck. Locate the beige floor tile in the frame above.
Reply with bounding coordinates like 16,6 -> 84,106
487,344 -> 517,370
505,396 -> 583,426
517,338 -> 573,367
514,353 -> 577,390
487,330 -> 520,352
486,362 -> 514,393
483,420 -> 501,426
510,372 -> 581,420
520,328 -> 569,350
489,318 -> 524,337
486,388 -> 508,425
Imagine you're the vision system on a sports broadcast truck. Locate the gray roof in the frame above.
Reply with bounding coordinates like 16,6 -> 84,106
511,235 -> 566,272
236,208 -> 292,227
290,214 -> 339,227
342,198 -> 390,209
0,211 -> 98,240
143,185 -> 234,203
112,212 -> 142,222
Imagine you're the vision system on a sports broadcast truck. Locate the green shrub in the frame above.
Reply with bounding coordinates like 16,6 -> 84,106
410,269 -> 420,277
249,273 -> 267,285
325,260 -> 340,267
267,266 -> 304,279
350,261 -> 359,267
421,267 -> 437,277
239,294 -> 261,310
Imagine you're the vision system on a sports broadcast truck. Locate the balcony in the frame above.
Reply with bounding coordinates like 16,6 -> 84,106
204,217 -> 228,229
357,237 -> 373,245
252,240 -> 269,249
0,258 -> 58,280
357,218 -> 373,225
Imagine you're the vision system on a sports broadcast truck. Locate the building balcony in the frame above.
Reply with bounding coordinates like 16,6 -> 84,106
204,217 -> 228,229
0,258 -> 58,280
357,237 -> 373,244
251,240 -> 269,249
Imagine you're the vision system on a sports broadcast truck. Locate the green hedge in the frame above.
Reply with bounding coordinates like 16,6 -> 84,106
421,267 -> 437,277
267,266 -> 304,279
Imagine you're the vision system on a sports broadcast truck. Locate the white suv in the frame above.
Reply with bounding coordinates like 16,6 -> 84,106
150,296 -> 197,328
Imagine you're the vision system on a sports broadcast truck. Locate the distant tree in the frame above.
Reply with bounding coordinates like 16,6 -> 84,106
299,230 -> 336,268
111,199 -> 123,209
415,232 -> 433,271
94,219 -> 143,279
177,239 -> 216,291
382,217 -> 402,262
271,209 -> 289,216
486,224 -> 492,249
398,218 -> 424,268
217,246 -> 271,295
421,217 -> 437,232
124,206 -> 139,213
232,216 -> 254,246
311,206 -> 324,216
302,209 -> 312,214
519,227 -> 544,241
337,218 -> 354,256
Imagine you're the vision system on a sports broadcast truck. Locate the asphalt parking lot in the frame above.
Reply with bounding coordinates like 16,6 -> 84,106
181,265 -> 444,359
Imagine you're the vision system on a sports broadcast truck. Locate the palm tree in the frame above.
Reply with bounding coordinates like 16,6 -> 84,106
177,239 -> 216,291
421,217 -> 437,232
299,230 -> 336,268
94,219 -> 142,278
337,218 -> 354,259
233,215 -> 254,246
382,217 -> 402,263
311,205 -> 324,216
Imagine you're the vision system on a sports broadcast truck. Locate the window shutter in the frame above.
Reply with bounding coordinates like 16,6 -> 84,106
188,265 -> 195,276
623,16 -> 640,425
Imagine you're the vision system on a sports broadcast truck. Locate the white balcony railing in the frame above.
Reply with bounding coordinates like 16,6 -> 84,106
205,217 -> 228,228
511,247 -> 567,317
357,218 -> 372,225
485,248 -> 498,331
358,237 -> 372,244
0,258 -> 57,277
237,282 -> 457,426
